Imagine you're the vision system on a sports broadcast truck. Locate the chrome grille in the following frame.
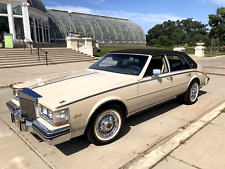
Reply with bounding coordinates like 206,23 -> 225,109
20,98 -> 37,121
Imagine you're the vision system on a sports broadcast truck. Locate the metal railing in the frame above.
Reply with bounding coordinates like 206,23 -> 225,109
22,39 -> 51,66
37,47 -> 48,65
22,38 -> 33,54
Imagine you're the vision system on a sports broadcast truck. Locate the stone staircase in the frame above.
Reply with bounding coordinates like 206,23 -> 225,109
0,48 -> 98,69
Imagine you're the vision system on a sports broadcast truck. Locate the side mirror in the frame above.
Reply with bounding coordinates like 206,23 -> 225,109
153,69 -> 161,75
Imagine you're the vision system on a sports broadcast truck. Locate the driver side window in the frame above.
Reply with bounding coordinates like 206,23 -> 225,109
144,55 -> 168,77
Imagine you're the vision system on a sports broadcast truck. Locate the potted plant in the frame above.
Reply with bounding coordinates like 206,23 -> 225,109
196,40 -> 204,46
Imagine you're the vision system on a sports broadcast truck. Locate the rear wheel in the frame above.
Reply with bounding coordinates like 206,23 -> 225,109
183,80 -> 199,105
87,104 -> 123,145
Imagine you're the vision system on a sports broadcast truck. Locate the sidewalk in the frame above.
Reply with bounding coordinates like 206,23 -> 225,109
0,58 -> 225,169
124,102 -> 225,169
0,61 -> 94,169
0,61 -> 94,87
0,116 -> 50,169
154,110 -> 225,169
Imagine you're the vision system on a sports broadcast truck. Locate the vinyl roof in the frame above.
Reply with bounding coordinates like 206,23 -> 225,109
110,49 -> 197,68
110,49 -> 183,56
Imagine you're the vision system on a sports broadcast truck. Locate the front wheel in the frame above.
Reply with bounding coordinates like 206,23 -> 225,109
87,105 -> 124,145
183,80 -> 199,105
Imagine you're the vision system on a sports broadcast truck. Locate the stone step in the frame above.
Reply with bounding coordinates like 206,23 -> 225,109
0,59 -> 45,65
0,47 -> 96,69
47,59 -> 96,65
0,58 -> 95,69
0,62 -> 45,69
0,55 -> 38,59
49,58 -> 95,63
0,55 -> 92,61
50,55 -> 92,59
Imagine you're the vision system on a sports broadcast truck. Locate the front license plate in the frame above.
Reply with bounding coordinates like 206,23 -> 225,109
13,114 -> 22,130
11,113 -> 25,131
11,113 -> 28,131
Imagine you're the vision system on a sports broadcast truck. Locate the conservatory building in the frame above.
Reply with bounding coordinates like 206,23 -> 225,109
0,0 -> 146,45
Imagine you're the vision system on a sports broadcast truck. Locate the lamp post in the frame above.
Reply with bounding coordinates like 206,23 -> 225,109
68,10 -> 74,37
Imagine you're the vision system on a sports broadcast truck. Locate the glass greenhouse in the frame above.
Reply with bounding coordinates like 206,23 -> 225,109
47,9 -> 146,44
0,0 -> 146,45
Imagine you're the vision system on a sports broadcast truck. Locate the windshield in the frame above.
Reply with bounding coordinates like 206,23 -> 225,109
89,54 -> 148,75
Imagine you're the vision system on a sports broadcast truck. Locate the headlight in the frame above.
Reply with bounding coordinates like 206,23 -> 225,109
39,104 -> 69,126
39,104 -> 53,122
53,109 -> 69,126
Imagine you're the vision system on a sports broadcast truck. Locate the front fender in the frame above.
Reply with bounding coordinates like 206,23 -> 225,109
86,96 -> 126,125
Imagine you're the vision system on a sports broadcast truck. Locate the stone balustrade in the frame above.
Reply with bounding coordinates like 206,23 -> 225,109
173,43 -> 206,57
66,35 -> 98,57
195,43 -> 205,57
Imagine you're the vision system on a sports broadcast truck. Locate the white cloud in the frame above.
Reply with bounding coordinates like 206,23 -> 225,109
210,0 -> 225,5
197,0 -> 225,5
196,0 -> 207,3
46,5 -> 93,14
93,10 -> 184,32
93,10 -> 183,23
96,0 -> 105,4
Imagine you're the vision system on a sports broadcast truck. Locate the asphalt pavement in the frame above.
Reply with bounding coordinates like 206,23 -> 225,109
0,55 -> 225,169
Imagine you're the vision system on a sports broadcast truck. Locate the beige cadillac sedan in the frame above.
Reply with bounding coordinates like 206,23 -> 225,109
6,49 -> 209,145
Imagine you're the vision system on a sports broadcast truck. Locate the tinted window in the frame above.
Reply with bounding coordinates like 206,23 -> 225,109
89,54 -> 148,76
167,55 -> 190,71
179,55 -> 191,69
144,55 -> 168,77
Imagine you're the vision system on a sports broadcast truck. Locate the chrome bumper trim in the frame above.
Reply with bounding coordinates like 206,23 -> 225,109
6,101 -> 19,112
32,119 -> 70,138
206,76 -> 210,85
32,120 -> 70,145
7,101 -> 71,145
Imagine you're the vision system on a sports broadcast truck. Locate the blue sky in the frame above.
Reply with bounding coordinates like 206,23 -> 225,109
43,0 -> 225,33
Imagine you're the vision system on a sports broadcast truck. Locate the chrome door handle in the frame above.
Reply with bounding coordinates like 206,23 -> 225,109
187,73 -> 191,76
167,76 -> 173,81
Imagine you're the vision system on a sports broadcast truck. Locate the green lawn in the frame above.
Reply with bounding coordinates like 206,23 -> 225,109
205,52 -> 225,57
93,46 -> 174,57
94,46 -> 225,58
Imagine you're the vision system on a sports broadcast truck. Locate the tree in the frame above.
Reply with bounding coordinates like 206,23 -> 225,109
208,7 -> 225,45
146,18 -> 209,46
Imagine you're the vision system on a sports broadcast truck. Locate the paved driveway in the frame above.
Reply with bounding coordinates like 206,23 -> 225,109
0,56 -> 224,169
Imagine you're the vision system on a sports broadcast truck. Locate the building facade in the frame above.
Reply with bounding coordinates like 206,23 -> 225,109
0,0 -> 146,45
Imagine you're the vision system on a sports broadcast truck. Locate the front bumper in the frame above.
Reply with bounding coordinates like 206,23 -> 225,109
6,101 -> 71,145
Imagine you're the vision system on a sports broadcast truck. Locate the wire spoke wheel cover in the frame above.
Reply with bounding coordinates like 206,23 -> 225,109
183,80 -> 199,105
94,109 -> 122,142
190,83 -> 199,102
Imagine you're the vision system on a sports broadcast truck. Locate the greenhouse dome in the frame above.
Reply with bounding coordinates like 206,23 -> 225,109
47,9 -> 146,44
27,0 -> 47,13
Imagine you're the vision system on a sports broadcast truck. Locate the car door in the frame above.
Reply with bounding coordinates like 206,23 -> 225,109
137,55 -> 173,110
166,54 -> 192,97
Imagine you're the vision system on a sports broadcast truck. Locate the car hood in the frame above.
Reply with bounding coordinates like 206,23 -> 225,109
14,69 -> 137,110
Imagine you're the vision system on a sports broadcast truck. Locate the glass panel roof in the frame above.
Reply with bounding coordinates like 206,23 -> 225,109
27,0 -> 47,13
47,9 -> 146,44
